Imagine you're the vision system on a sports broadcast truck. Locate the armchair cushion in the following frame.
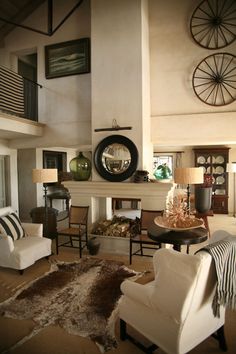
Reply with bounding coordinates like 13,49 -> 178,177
0,234 -> 14,253
0,212 -> 25,241
22,222 -> 43,237
0,206 -> 51,271
151,249 -> 203,322
120,280 -> 155,308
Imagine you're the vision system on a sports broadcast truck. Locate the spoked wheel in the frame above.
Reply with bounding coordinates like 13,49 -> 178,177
190,0 -> 236,49
192,53 -> 236,106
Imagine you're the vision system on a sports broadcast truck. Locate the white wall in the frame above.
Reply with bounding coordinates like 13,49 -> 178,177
148,0 -> 236,214
1,0 -> 236,214
0,140 -> 18,211
149,0 -> 236,147
0,0 -> 92,215
91,0 -> 145,180
0,0 -> 91,150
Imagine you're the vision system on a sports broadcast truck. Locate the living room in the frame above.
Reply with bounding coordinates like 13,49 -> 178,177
0,0 -> 236,353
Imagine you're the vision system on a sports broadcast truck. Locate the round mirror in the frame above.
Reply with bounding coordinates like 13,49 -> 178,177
94,135 -> 138,182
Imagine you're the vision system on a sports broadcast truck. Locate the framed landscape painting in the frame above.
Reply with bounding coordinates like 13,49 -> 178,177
45,38 -> 90,79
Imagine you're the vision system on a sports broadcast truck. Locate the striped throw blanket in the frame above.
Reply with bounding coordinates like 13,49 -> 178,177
197,236 -> 236,317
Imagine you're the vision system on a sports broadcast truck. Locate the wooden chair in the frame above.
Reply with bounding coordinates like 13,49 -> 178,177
129,209 -> 163,264
56,206 -> 89,257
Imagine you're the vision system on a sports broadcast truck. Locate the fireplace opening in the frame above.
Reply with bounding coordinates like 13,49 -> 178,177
90,197 -> 142,238
91,214 -> 141,238
112,197 -> 141,212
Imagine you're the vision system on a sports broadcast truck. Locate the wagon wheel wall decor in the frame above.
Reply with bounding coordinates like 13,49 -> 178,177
192,53 -> 236,106
190,0 -> 236,49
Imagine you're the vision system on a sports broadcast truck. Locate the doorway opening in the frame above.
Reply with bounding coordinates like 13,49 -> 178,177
18,53 -> 38,121
0,155 -> 10,208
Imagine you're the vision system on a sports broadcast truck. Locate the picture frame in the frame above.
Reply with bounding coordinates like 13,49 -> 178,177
45,38 -> 90,79
43,150 -> 67,185
43,150 -> 67,172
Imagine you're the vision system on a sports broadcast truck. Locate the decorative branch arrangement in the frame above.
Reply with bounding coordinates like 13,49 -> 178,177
156,197 -> 203,229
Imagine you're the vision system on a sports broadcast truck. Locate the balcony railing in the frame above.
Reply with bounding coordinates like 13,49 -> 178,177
0,65 -> 42,121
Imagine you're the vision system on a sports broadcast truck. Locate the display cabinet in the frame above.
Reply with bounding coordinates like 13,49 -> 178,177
194,148 -> 230,214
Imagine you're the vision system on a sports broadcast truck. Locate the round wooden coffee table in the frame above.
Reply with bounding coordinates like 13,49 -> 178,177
148,222 -> 208,253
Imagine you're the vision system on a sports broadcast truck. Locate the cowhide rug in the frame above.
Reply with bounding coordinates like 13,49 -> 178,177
0,257 -> 139,353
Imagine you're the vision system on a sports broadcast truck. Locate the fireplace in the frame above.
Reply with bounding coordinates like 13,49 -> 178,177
91,214 -> 140,238
63,180 -> 174,225
63,181 -> 174,220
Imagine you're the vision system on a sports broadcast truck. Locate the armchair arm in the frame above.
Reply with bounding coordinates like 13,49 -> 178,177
121,280 -> 154,308
22,223 -> 43,237
0,235 -> 14,253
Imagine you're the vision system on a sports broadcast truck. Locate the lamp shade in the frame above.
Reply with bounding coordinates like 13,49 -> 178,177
174,167 -> 204,185
226,162 -> 236,173
32,169 -> 58,183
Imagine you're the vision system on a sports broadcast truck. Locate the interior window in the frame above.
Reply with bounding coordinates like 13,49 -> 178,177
153,155 -> 173,175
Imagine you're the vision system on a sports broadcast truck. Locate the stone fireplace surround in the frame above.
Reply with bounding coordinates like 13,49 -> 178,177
63,181 -> 174,255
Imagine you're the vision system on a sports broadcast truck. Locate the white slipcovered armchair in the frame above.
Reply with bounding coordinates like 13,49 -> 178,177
119,248 -> 227,354
0,207 -> 51,274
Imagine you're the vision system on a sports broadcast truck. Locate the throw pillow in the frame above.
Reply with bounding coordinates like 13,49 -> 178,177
0,213 -> 25,241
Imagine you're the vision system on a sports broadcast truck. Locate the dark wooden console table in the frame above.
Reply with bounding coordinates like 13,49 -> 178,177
47,192 -> 71,211
148,222 -> 208,253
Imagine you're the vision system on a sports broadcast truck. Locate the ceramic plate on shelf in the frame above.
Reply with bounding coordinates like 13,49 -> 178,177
216,176 -> 225,185
154,216 -> 204,231
206,166 -> 211,174
215,166 -> 224,174
197,156 -> 206,164
215,189 -> 226,195
215,155 -> 224,164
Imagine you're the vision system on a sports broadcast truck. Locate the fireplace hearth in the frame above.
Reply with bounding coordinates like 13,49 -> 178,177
91,215 -> 140,238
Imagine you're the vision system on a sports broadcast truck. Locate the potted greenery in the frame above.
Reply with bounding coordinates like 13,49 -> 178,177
154,163 -> 172,181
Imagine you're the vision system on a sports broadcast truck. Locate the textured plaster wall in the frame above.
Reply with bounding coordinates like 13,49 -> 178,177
149,0 -> 236,147
0,140 -> 18,211
0,0 -> 236,212
91,0 -> 150,179
0,0 -> 91,149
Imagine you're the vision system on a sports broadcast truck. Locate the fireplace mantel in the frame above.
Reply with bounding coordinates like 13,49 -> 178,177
63,181 -> 175,224
63,181 -> 174,198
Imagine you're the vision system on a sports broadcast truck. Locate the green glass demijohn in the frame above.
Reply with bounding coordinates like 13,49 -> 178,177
69,152 -> 91,181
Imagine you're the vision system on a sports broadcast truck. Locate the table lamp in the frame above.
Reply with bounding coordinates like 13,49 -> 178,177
226,162 -> 236,217
174,167 -> 204,214
32,168 -> 58,236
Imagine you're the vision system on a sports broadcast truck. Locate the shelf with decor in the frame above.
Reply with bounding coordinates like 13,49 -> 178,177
194,147 -> 230,214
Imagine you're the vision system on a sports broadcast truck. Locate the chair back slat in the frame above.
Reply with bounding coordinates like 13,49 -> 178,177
69,206 -> 89,226
141,209 -> 163,231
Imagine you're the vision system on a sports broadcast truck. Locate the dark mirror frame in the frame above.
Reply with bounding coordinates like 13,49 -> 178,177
94,135 -> 138,182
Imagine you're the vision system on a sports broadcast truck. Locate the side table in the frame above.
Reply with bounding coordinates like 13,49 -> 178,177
30,207 -> 58,239
148,222 -> 208,253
